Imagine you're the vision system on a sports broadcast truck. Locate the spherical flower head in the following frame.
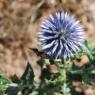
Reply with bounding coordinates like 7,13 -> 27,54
38,11 -> 86,60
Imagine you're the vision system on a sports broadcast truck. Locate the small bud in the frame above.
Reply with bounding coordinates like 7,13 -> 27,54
47,64 -> 59,74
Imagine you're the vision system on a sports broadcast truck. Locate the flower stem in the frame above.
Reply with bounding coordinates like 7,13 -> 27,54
63,63 -> 67,95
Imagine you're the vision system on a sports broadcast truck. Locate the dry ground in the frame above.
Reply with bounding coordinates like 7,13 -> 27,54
0,0 -> 95,78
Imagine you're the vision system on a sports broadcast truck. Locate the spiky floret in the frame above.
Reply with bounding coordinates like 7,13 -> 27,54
39,11 -> 85,60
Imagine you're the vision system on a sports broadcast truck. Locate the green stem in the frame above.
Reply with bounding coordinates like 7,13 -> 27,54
61,59 -> 68,95
63,63 -> 67,95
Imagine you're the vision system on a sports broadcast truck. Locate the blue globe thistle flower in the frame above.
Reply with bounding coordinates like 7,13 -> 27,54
38,12 -> 85,60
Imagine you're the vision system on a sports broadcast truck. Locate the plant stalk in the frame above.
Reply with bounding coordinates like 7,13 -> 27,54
63,64 -> 67,95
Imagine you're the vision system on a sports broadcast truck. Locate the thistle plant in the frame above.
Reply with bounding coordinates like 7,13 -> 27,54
38,11 -> 86,95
